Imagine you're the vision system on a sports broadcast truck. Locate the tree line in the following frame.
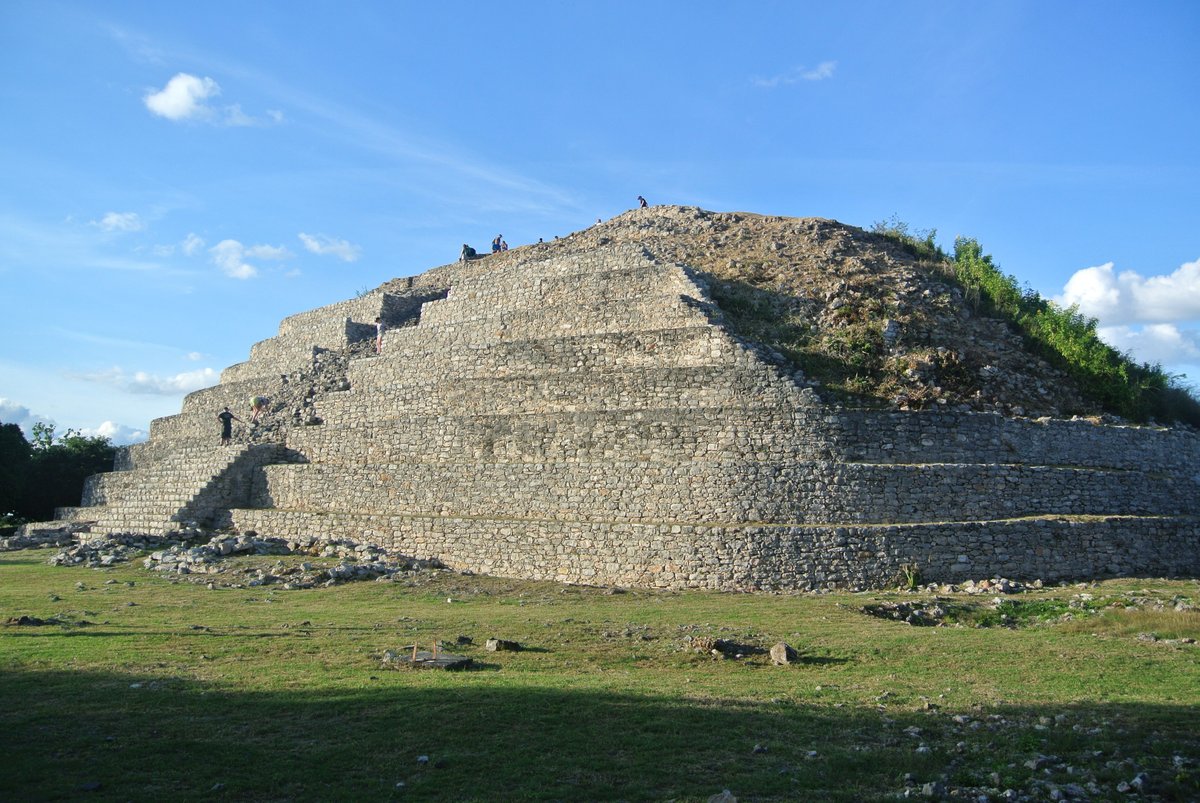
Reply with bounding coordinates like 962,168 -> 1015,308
0,422 -> 116,527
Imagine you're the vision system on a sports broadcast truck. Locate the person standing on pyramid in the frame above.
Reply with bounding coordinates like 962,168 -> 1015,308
638,195 -> 648,208
492,234 -> 503,253
375,316 -> 385,354
216,407 -> 241,445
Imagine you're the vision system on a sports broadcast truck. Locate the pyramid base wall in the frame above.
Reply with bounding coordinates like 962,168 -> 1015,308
228,509 -> 1200,591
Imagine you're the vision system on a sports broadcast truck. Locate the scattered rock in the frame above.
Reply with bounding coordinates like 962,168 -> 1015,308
46,530 -> 441,591
485,638 -> 521,652
862,600 -> 947,626
769,642 -> 799,665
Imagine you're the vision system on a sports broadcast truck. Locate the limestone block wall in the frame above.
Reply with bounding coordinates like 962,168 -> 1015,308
247,458 -> 1189,525
283,407 -> 829,465
824,409 -> 1200,475
228,510 -> 1199,591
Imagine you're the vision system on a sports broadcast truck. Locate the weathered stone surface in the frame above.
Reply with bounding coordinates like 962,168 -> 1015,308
769,642 -> 798,665
34,208 -> 1200,591
485,638 -> 521,652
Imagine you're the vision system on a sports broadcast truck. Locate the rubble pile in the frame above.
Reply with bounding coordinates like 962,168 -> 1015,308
43,529 -> 443,590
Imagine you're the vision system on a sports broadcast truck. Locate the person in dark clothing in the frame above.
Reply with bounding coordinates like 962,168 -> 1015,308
217,407 -> 241,445
637,195 -> 648,208
492,235 -> 503,253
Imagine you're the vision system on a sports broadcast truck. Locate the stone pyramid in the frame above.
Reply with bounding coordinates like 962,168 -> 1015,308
54,209 -> 1200,590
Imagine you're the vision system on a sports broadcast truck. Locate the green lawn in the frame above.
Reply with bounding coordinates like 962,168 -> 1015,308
2,550 -> 1197,801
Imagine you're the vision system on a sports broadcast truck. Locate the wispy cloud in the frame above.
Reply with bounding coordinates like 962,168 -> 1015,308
181,232 -> 205,256
210,240 -> 255,278
752,61 -> 838,88
94,211 -> 145,232
208,239 -> 289,279
116,27 -> 576,216
76,366 -> 219,395
299,232 -> 362,262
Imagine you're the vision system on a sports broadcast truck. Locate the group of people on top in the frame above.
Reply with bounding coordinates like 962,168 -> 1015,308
459,196 -> 650,263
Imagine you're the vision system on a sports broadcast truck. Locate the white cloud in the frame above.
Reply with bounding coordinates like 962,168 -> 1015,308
209,239 -> 258,279
299,232 -> 362,262
246,244 -> 291,260
78,366 -> 219,395
144,73 -> 221,121
79,421 -> 149,445
95,211 -> 145,232
181,233 -> 205,256
1058,257 -> 1200,326
752,61 -> 838,88
1096,323 -> 1200,368
186,351 -> 204,362
0,397 -> 53,438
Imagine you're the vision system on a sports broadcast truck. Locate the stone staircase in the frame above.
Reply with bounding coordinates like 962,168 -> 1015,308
50,234 -> 1200,589
54,441 -> 296,537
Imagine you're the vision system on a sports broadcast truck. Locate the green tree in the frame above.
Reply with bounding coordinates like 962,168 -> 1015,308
18,424 -> 117,521
0,423 -> 33,520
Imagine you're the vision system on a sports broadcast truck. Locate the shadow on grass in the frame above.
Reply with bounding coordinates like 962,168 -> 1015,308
1,667 -> 1196,802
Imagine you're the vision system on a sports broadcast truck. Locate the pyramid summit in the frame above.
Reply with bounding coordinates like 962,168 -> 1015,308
47,207 -> 1200,590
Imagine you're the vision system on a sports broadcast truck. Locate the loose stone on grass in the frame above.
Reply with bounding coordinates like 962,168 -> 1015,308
43,529 -> 442,590
485,637 -> 521,652
769,642 -> 799,665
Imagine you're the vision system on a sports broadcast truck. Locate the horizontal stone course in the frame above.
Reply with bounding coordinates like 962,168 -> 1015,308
250,458 -> 1188,525
363,325 -> 737,378
417,261 -> 699,323
320,365 -> 802,420
227,508 -> 1200,591
285,407 -> 825,464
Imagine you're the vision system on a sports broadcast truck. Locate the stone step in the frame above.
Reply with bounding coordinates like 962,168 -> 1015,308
358,324 -> 739,379
420,263 -> 699,322
68,444 -> 293,533
284,406 -> 825,465
823,408 -> 1200,475
320,364 -> 803,420
122,435 -> 251,471
454,242 -> 660,284
227,508 -> 1200,591
396,294 -> 705,347
250,459 -> 1184,526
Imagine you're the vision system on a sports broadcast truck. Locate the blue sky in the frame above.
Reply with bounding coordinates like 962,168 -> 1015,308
2,1 -> 1198,444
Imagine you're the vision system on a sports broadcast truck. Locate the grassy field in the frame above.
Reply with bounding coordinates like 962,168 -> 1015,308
1,549 -> 1197,802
